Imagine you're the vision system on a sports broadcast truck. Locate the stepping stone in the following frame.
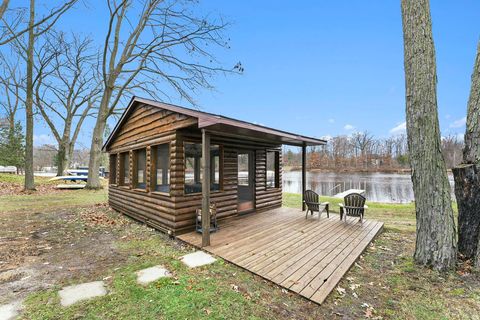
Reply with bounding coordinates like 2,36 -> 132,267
59,281 -> 107,307
0,300 -> 22,320
180,251 -> 216,268
136,266 -> 171,285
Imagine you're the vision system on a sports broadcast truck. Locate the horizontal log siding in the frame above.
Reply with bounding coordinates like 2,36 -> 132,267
107,104 -> 284,235
255,149 -> 283,212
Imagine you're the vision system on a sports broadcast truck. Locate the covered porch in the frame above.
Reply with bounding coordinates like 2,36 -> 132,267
178,207 -> 383,305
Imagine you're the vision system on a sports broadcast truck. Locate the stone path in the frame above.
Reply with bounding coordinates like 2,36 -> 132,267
4,250 -> 217,317
0,300 -> 22,320
59,281 -> 107,307
180,251 -> 217,268
136,265 -> 171,285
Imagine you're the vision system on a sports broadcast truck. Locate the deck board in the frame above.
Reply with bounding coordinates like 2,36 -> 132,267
177,207 -> 383,305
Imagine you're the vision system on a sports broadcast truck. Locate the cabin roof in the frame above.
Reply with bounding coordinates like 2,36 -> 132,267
103,96 -> 327,150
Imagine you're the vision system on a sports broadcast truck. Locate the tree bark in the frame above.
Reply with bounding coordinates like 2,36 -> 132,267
0,0 -> 9,21
56,140 -> 70,176
401,0 -> 457,270
453,41 -> 480,264
24,0 -> 35,190
453,164 -> 480,260
86,93 -> 110,189
463,41 -> 480,165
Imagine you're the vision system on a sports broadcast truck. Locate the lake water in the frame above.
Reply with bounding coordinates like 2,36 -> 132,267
282,171 -> 455,203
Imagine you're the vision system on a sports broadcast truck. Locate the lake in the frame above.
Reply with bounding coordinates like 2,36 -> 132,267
282,171 -> 455,203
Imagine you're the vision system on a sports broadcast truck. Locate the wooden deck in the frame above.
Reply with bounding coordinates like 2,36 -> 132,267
177,207 -> 383,305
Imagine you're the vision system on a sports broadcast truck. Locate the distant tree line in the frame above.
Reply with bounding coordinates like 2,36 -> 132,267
283,131 -> 463,171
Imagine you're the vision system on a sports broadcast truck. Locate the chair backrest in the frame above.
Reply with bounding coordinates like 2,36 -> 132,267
344,193 -> 366,216
304,189 -> 320,211
196,203 -> 217,219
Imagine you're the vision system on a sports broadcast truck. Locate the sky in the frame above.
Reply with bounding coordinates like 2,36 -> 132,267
16,1 -> 480,147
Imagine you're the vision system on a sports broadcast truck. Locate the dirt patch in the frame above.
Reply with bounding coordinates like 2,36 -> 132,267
0,204 -> 151,304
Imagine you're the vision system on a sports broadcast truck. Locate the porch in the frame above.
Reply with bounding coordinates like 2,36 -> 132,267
177,207 -> 383,305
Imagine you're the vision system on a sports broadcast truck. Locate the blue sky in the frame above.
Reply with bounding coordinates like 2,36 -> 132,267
27,1 -> 480,147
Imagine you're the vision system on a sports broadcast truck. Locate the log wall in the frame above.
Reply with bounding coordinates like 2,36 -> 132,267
106,103 -> 284,235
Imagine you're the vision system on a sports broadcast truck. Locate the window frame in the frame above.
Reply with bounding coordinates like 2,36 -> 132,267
119,151 -> 130,187
109,153 -> 118,185
133,148 -> 147,190
151,143 -> 171,195
183,141 -> 223,195
266,149 -> 280,189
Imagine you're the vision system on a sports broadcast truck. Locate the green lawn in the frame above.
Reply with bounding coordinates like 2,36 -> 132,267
0,189 -> 108,213
1,175 -> 478,319
283,192 -> 418,232
0,173 -> 108,212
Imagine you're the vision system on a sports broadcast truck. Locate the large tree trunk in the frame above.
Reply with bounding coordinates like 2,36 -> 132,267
453,164 -> 480,260
401,0 -> 457,270
56,140 -> 70,176
86,93 -> 110,189
463,41 -> 480,165
453,41 -> 480,264
24,0 -> 35,190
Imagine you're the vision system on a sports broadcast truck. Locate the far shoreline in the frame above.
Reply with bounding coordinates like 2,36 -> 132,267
283,167 -> 454,174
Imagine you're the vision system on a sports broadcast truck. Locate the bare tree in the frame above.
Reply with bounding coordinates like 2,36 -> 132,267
0,0 -> 8,22
401,0 -> 456,270
2,0 -> 78,189
351,131 -> 374,169
0,49 -> 23,133
34,31 -> 101,176
86,0 -> 240,189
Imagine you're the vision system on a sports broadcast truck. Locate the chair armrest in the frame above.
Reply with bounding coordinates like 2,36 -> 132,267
339,203 -> 344,208
320,202 -> 330,205
364,205 -> 368,209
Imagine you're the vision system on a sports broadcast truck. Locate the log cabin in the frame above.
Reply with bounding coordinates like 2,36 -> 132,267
103,97 -> 326,244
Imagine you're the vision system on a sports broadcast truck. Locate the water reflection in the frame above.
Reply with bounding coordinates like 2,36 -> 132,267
282,171 -> 455,203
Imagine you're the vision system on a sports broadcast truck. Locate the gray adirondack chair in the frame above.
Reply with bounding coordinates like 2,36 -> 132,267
303,190 -> 330,219
339,193 -> 368,223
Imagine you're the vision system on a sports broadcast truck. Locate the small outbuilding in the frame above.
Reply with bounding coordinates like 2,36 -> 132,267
103,97 -> 326,243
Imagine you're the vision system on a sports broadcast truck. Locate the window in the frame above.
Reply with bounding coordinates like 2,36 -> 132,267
109,154 -> 117,184
134,149 -> 146,189
184,142 -> 221,194
120,152 -> 130,186
237,153 -> 249,186
152,144 -> 170,193
266,150 -> 279,188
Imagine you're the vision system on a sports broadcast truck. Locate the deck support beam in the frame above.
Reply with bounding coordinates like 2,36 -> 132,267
201,129 -> 211,247
301,143 -> 306,211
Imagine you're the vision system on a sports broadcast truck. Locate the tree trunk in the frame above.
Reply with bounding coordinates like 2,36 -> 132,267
463,41 -> 480,165
452,164 -> 480,260
401,0 -> 457,270
0,0 -> 9,21
24,0 -> 35,190
453,41 -> 480,264
56,140 -> 70,176
86,92 -> 110,189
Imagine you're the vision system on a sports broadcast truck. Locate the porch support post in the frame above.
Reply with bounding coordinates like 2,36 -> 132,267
201,129 -> 211,247
301,142 -> 307,211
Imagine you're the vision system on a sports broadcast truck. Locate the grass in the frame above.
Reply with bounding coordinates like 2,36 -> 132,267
283,192 -> 417,232
0,173 -> 58,185
0,173 -> 108,213
23,240 -> 272,320
1,175 -> 478,319
0,189 -> 108,213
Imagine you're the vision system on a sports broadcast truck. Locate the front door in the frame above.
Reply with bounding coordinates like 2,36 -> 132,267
237,151 -> 255,213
